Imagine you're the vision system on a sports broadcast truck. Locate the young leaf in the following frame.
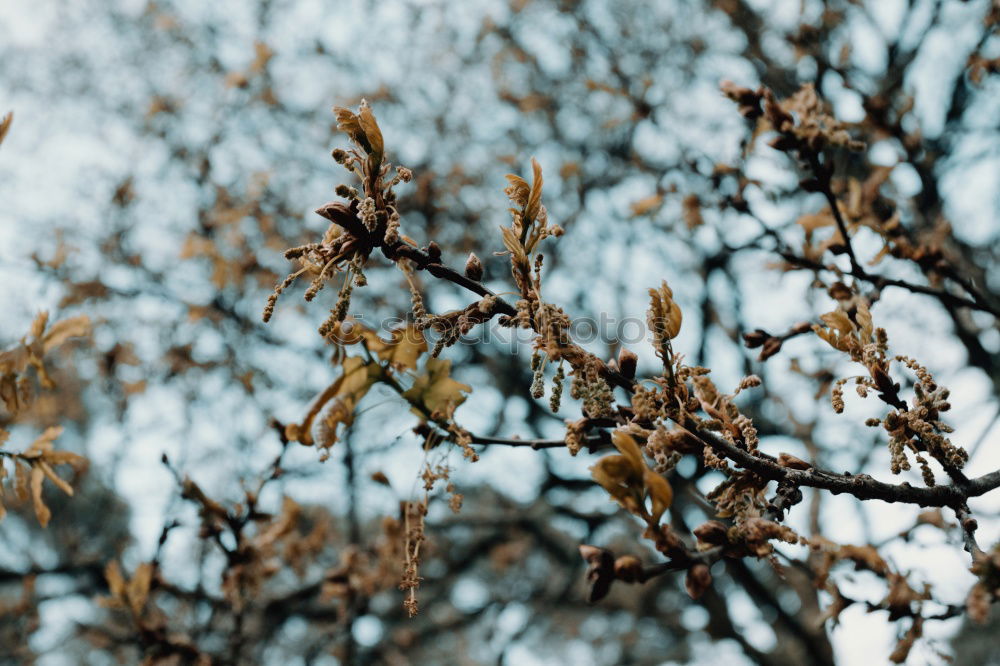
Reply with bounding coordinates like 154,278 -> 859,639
403,358 -> 471,418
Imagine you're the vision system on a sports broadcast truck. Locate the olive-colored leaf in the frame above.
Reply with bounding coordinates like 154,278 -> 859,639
358,100 -> 384,162
648,281 -> 682,341
403,358 -> 471,418
333,106 -> 372,154
374,325 -> 427,370
644,468 -> 673,525
610,431 -> 645,476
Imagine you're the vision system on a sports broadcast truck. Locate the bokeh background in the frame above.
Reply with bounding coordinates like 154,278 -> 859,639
1,0 -> 999,664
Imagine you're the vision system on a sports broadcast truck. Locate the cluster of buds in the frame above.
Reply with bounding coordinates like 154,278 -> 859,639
570,359 -> 615,418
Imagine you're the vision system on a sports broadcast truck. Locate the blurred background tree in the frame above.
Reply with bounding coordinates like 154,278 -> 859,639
1,0 -> 998,664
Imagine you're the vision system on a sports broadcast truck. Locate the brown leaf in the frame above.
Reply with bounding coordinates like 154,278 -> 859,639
525,157 -> 543,222
30,464 -> 51,527
504,174 -> 530,206
42,315 -> 91,352
357,100 -> 384,162
629,194 -> 663,217
611,431 -> 645,475
647,281 -> 683,341
333,106 -> 371,154
796,210 -> 835,232
374,325 -> 427,370
38,462 -> 73,496
25,425 -> 63,456
30,312 -> 49,339
0,346 -> 29,375
13,460 -> 28,501
290,356 -> 381,446
403,358 -> 471,418
590,455 -> 639,504
0,111 -> 11,146
105,560 -> 126,599
127,563 -> 154,616
0,460 -> 7,521
644,468 -> 673,525
500,226 -> 527,264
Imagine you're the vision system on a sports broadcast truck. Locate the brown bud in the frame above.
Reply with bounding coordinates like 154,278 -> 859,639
759,336 -> 783,361
685,563 -> 712,600
767,134 -> 798,152
617,348 -> 638,380
693,521 -> 729,546
464,252 -> 484,281
316,201 -> 360,231
427,242 -> 442,262
871,364 -> 895,396
827,281 -> 853,301
578,544 -> 610,565
719,80 -> 763,119
777,453 -> 812,470
614,555 -> 643,583
798,178 -> 822,192
742,329 -> 769,349
763,91 -> 793,129
790,321 -> 813,335
579,545 -> 615,603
